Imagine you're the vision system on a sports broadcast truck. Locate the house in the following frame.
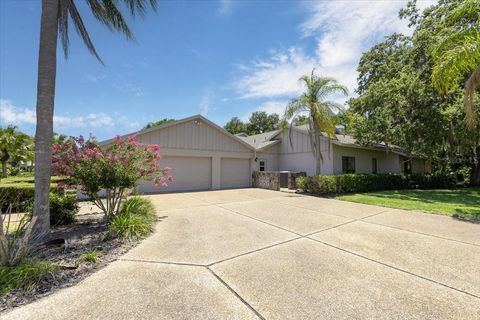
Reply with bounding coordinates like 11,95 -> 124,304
100,115 -> 428,193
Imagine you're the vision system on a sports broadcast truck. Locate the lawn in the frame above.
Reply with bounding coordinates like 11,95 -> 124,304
337,188 -> 480,219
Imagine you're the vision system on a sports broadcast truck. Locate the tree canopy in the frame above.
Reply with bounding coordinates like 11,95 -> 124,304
0,126 -> 34,178
224,111 -> 280,135
348,0 -> 480,185
224,117 -> 247,135
143,118 -> 176,130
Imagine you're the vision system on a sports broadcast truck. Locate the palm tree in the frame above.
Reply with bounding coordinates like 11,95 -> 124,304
283,70 -> 348,175
33,0 -> 157,242
0,126 -> 34,178
432,0 -> 480,129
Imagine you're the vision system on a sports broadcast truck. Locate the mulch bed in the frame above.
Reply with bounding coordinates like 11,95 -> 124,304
0,204 -> 144,312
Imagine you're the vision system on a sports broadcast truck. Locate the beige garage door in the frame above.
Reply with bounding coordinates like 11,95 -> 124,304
221,158 -> 251,189
137,156 -> 212,193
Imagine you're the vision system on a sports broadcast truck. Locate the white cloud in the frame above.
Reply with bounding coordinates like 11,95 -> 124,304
257,100 -> 288,116
234,0 -> 437,105
0,99 -> 125,130
199,89 -> 212,116
53,113 -> 113,128
235,47 -> 316,99
218,0 -> 234,16
86,74 -> 105,83
0,99 -> 36,125
112,83 -> 145,97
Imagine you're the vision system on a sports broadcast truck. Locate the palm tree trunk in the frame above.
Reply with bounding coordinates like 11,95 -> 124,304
32,0 -> 58,243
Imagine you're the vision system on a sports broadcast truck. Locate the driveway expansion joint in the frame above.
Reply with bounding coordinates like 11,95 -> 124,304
363,220 -> 480,247
306,237 -> 480,300
207,237 -> 303,267
206,267 -> 266,320
118,258 -> 206,268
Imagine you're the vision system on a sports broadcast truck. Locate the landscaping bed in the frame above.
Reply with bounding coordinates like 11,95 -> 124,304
0,197 -> 160,312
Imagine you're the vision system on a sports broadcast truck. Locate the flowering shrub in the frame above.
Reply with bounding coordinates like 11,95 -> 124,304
52,135 -> 173,218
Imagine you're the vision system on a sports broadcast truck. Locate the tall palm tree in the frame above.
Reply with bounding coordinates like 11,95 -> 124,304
33,0 -> 157,242
0,126 -> 33,179
283,70 -> 348,175
432,0 -> 480,129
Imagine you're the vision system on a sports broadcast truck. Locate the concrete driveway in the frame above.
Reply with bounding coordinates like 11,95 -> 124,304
4,188 -> 480,319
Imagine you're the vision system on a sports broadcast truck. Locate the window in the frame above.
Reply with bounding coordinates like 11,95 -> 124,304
259,160 -> 266,172
342,156 -> 355,173
372,158 -> 377,174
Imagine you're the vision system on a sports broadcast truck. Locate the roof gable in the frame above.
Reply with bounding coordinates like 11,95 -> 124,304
100,115 -> 255,152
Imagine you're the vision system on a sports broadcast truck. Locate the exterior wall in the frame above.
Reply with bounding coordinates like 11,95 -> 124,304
139,120 -> 252,153
254,144 -> 280,172
279,152 -> 317,176
333,145 -> 402,174
411,158 -> 426,174
135,119 -> 254,191
277,130 -> 333,175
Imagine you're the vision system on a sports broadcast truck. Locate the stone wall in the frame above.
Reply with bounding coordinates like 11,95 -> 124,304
252,171 -> 280,191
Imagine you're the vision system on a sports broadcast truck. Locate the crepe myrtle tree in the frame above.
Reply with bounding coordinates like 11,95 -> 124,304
52,134 -> 172,219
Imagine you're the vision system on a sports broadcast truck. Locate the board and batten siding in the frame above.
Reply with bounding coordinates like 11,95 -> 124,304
139,120 -> 251,153
133,118 -> 254,191
277,130 -> 333,175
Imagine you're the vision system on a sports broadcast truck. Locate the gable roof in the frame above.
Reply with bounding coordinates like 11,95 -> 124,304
239,124 -> 408,155
236,130 -> 281,150
99,115 -> 256,151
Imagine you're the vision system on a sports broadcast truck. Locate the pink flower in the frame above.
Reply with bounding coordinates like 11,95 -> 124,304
161,182 -> 168,187
167,175 -> 174,182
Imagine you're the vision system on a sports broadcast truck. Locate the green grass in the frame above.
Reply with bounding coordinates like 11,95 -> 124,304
0,260 -> 58,296
337,188 -> 480,219
78,249 -> 100,263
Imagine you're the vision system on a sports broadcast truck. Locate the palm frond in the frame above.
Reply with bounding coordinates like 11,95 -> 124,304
58,0 -> 70,59
67,0 -> 104,64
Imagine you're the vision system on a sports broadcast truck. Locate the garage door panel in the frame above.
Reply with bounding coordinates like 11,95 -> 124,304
137,156 -> 212,193
221,158 -> 250,189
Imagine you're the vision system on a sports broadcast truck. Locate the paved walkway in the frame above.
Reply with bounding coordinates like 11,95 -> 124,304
4,189 -> 480,319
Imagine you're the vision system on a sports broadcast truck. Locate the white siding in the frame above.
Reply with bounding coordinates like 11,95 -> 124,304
333,145 -> 402,174
277,130 -> 333,175
220,158 -> 251,188
139,120 -> 252,153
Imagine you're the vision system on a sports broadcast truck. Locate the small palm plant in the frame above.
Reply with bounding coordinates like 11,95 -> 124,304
283,70 -> 348,174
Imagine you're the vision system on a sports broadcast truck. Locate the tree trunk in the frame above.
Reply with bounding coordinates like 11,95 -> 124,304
1,160 -> 7,179
470,162 -> 480,186
32,0 -> 58,243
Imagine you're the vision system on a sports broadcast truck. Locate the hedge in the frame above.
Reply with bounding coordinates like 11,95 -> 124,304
296,173 -> 457,195
0,176 -> 67,212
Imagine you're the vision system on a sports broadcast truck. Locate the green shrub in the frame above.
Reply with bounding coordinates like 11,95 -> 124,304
0,260 -> 58,295
106,197 -> 156,240
49,193 -> 79,225
0,176 -> 66,212
297,173 -> 456,195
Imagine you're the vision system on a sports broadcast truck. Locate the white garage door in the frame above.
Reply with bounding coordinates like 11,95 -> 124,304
221,158 -> 251,189
137,156 -> 212,193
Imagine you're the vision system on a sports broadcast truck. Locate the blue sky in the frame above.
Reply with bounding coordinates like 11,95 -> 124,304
0,0 -> 436,140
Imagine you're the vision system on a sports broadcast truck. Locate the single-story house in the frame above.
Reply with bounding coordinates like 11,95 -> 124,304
100,115 -> 429,193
